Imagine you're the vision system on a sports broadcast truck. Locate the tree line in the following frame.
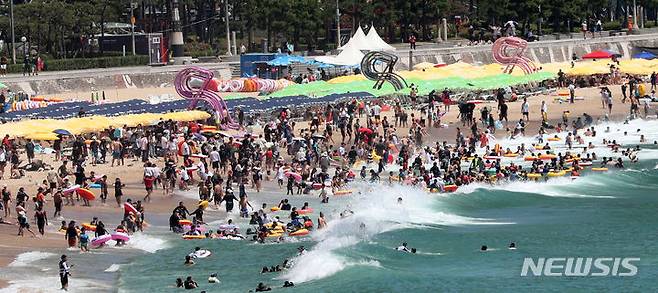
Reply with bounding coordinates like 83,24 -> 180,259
1,0 -> 657,58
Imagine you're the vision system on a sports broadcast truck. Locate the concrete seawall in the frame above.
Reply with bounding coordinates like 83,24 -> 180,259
395,33 -> 658,70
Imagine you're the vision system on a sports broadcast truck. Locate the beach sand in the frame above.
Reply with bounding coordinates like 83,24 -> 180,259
0,82 -> 653,290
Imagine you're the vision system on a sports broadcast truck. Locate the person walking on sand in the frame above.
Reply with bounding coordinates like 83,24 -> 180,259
521,98 -> 529,121
59,255 -> 73,291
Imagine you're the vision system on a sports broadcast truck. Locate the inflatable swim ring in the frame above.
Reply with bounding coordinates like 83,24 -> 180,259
190,249 -> 212,258
91,234 -> 112,247
81,223 -> 96,231
77,188 -> 95,201
503,153 -> 518,158
591,167 -> 608,171
111,232 -> 130,242
547,170 -> 566,177
547,137 -> 561,141
524,156 -> 538,161
444,185 -> 458,192
334,190 -> 352,195
182,234 -> 207,240
539,154 -> 557,160
288,229 -> 310,237
270,207 -> 280,212
63,185 -> 81,194
179,219 -> 193,226
527,173 -> 542,179
484,156 -> 502,160
124,202 -> 140,215
298,208 -> 314,215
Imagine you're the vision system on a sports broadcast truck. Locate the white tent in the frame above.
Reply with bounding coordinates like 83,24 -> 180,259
315,41 -> 364,66
339,26 -> 368,51
365,26 -> 396,51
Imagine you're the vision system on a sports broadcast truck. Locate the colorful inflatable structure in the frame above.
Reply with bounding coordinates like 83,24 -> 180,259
361,51 -> 408,91
206,77 -> 294,93
492,37 -> 538,75
174,67 -> 240,130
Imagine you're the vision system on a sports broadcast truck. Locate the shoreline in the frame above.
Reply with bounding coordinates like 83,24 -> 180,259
0,81 -> 655,291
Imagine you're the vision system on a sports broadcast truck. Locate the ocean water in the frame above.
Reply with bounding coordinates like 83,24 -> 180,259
111,119 -> 658,292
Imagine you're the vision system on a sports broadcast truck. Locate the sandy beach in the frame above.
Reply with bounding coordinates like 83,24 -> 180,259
0,80 -> 654,291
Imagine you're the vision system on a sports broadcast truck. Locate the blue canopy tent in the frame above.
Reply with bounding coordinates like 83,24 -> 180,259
266,55 -> 309,66
633,51 -> 657,59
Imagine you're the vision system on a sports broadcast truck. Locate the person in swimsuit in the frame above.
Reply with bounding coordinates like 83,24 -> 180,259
34,206 -> 48,236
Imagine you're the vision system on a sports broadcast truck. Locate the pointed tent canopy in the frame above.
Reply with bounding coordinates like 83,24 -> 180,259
339,26 -> 368,51
365,26 -> 396,51
315,40 -> 364,66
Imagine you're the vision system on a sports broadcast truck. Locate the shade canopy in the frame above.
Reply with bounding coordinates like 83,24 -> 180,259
633,51 -> 657,60
582,50 -> 620,59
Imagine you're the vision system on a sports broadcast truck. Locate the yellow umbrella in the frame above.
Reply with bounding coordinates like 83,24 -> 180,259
412,62 -> 437,70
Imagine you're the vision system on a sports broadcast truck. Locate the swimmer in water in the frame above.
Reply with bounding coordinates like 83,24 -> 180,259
397,197 -> 403,204
208,273 -> 220,283
396,242 -> 411,253
508,242 -> 516,250
481,245 -> 488,251
184,255 -> 195,266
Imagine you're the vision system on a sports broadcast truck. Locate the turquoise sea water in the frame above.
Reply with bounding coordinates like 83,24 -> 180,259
119,120 -> 658,292
118,160 -> 658,292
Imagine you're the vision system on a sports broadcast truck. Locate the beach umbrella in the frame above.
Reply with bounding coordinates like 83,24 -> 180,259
582,50 -> 619,59
633,51 -> 657,60
52,129 -> 72,136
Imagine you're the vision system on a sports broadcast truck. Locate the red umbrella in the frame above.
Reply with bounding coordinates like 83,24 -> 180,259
285,171 -> 302,182
582,50 -> 619,59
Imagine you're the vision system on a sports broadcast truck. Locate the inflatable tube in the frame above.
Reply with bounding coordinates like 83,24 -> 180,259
218,224 -> 237,231
444,185 -> 458,192
298,208 -> 314,215
89,183 -> 101,189
91,234 -> 112,247
179,219 -> 193,226
182,234 -> 207,240
191,249 -> 212,258
539,154 -> 557,160
503,153 -> 518,158
185,166 -> 199,171
312,183 -> 323,190
124,202 -> 140,215
547,170 -> 566,177
270,207 -> 280,212
111,232 -> 130,242
288,229 -> 310,237
63,185 -> 81,194
334,190 -> 352,195
578,161 -> 593,166
81,223 -> 96,232
198,200 -> 209,209
524,156 -> 538,161
77,188 -> 95,201
527,173 -> 542,178
267,232 -> 284,238
484,156 -> 502,160
191,154 -> 208,159
547,137 -> 561,141
591,167 -> 608,171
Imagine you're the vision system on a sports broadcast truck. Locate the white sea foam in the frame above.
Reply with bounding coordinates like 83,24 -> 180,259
126,233 -> 169,253
8,251 -> 56,267
280,184 -> 502,284
104,264 -> 121,272
0,276 -> 109,293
